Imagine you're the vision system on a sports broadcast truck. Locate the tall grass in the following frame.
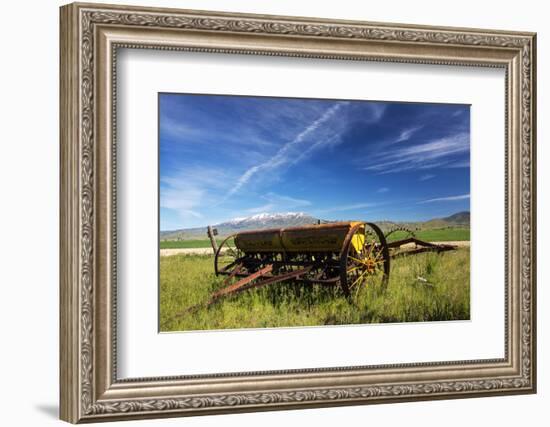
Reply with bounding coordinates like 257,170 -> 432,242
160,249 -> 470,332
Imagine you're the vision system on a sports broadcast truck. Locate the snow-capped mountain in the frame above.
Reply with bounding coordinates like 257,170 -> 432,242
161,212 -> 318,240
219,212 -> 316,229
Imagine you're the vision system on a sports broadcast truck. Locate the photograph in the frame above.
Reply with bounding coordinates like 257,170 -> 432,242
158,93 -> 471,332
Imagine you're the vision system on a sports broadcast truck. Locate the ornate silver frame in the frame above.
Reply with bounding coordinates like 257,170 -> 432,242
60,2 -> 537,423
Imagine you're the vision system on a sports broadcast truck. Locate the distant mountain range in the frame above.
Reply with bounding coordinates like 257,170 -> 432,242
422,211 -> 470,229
442,211 -> 470,224
160,211 -> 470,241
161,212 -> 317,240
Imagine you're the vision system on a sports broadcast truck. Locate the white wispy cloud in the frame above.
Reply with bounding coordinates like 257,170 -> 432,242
317,202 -> 374,214
160,167 -> 230,224
452,109 -> 467,117
394,125 -> 423,143
245,193 -> 311,214
224,102 -> 350,199
160,116 -> 206,141
364,103 -> 387,122
364,132 -> 470,174
417,194 -> 470,204
419,174 -> 436,181
161,114 -> 278,154
377,187 -> 389,193
289,135 -> 341,166
160,185 -> 203,218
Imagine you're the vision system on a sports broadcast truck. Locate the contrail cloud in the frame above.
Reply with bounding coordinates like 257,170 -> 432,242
224,101 -> 349,200
418,194 -> 470,204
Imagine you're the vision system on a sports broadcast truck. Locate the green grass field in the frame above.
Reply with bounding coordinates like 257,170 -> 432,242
385,227 -> 469,242
160,228 -> 469,249
160,248 -> 470,332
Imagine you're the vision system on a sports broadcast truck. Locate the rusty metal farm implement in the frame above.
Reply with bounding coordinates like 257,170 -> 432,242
196,221 -> 455,308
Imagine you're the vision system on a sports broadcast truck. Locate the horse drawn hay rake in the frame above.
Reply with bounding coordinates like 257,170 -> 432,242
196,221 -> 456,308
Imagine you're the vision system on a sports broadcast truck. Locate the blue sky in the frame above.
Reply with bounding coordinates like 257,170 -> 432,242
159,93 -> 470,231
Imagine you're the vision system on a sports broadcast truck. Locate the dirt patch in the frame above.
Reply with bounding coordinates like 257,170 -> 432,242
395,240 -> 470,249
160,248 -> 219,257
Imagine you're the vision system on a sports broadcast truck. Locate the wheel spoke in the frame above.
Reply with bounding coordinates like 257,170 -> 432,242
348,255 -> 366,264
350,266 -> 373,289
340,222 -> 390,299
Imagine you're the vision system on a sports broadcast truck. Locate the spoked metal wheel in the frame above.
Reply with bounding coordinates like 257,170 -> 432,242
214,234 -> 244,276
339,222 -> 390,299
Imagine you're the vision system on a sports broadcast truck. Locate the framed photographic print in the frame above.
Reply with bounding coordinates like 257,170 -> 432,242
60,2 -> 537,423
157,93 -> 471,332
